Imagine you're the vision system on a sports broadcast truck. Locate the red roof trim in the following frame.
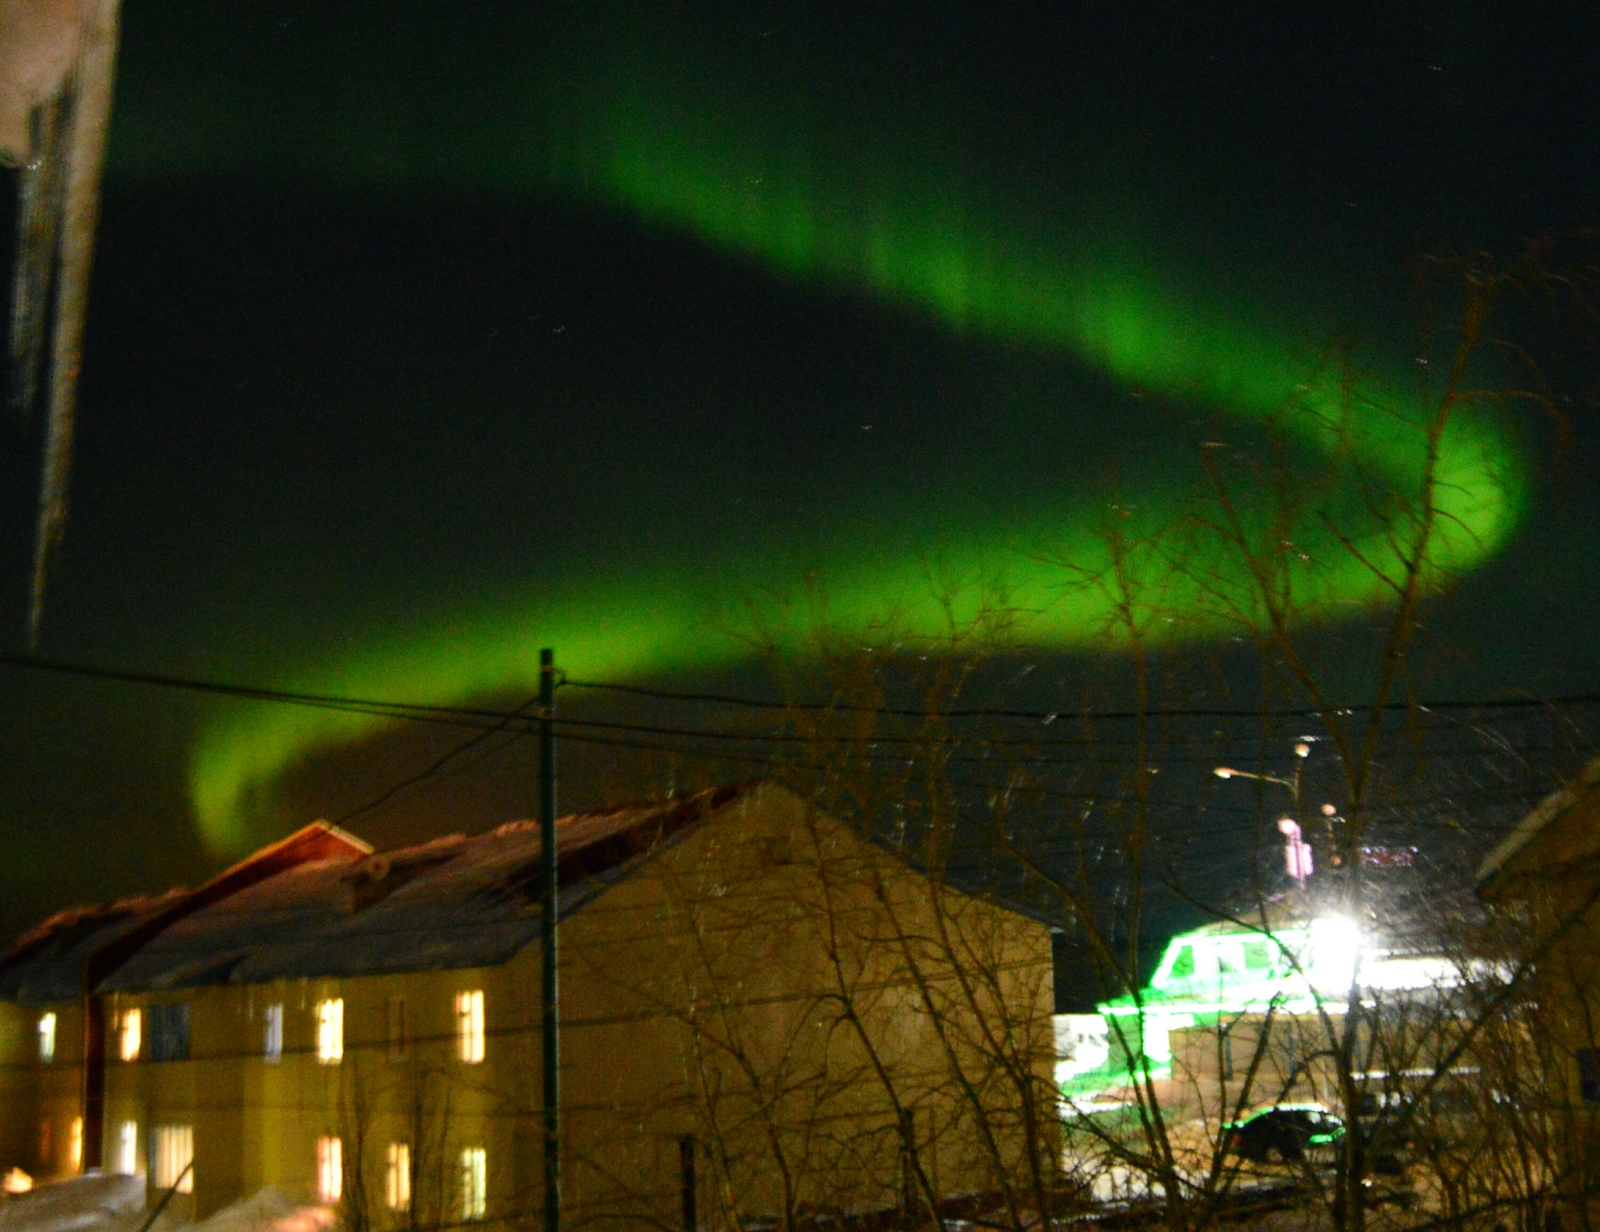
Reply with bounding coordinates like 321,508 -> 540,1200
83,821 -> 372,988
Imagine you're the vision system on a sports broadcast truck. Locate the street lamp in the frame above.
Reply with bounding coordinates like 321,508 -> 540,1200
1214,740 -> 1326,888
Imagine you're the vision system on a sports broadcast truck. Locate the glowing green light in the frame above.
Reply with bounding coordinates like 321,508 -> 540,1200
165,27 -> 1526,852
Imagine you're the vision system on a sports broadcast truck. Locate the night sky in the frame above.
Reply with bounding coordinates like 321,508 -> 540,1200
2,1 -> 1599,940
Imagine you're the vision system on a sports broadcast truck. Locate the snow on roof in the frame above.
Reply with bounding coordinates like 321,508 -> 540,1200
0,821 -> 372,1005
1476,756 -> 1600,888
0,891 -> 188,1007
99,781 -> 759,991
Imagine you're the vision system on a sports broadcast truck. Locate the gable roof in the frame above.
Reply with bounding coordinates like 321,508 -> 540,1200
100,781 -> 759,991
1477,757 -> 1600,892
0,821 -> 372,1006
0,892 -> 187,1006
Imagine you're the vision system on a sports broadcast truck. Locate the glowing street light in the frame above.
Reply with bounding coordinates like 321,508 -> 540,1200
1213,765 -> 1297,790
1214,739 -> 1329,887
1278,817 -> 1314,886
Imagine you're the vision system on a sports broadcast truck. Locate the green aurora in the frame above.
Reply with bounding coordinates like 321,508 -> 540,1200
106,10 -> 1526,850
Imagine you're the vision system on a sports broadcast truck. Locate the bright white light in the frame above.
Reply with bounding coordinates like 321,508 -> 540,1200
1307,916 -> 1362,990
116,1121 -> 138,1176
152,1125 -> 193,1193
455,990 -> 485,1064
263,1002 -> 283,1062
1053,1014 -> 1110,1081
460,1147 -> 487,1221
1213,767 -> 1234,779
317,1136 -> 342,1204
120,1008 -> 141,1062
1278,819 -> 1313,883
316,999 -> 343,1064
386,1143 -> 411,1212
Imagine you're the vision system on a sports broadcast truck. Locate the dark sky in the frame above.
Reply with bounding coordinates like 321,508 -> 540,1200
2,0 -> 1599,940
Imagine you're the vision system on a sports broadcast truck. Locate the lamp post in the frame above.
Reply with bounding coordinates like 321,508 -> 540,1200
1214,741 -> 1328,888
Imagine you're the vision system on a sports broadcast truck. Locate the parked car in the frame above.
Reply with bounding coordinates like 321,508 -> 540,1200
1226,1104 -> 1345,1163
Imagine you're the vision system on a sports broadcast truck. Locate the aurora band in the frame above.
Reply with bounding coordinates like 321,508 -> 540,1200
179,41 -> 1524,852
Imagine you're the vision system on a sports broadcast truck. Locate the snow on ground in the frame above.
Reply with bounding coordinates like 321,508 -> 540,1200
0,1178 -> 333,1232
0,1173 -> 145,1232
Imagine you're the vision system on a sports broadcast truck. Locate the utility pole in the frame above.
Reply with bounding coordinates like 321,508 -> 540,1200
540,648 -> 561,1232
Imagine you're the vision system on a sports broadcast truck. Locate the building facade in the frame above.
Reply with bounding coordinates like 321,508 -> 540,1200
1478,758 -> 1600,1216
0,782 -> 1058,1230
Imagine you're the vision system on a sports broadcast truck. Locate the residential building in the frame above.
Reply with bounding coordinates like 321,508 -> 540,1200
0,782 -> 1057,1229
1056,906 -> 1464,1122
1477,757 -> 1600,1216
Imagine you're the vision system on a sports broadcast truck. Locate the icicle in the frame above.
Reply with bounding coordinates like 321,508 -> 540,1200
1,0 -> 122,647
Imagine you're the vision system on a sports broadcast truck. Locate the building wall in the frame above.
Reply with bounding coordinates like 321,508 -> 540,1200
1483,815 -> 1600,1214
103,970 -> 522,1221
0,999 -> 84,1183
537,785 -> 1058,1230
1168,1011 -> 1348,1123
2,786 -> 1056,1230
0,999 -> 39,1177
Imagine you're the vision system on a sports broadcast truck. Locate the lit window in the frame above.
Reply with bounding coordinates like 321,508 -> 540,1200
459,1147 -> 486,1220
317,1136 -> 342,1204
387,996 -> 407,1061
120,1008 -> 142,1062
263,1003 -> 283,1063
455,990 -> 485,1064
69,1118 -> 82,1172
116,1121 -> 139,1176
315,999 -> 343,1064
37,1013 -> 56,1063
152,1125 -> 194,1193
385,1142 -> 411,1211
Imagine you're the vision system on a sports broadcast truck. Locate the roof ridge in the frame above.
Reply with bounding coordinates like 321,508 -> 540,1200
1476,755 -> 1600,887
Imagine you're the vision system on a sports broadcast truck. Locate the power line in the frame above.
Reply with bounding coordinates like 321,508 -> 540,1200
4,652 -> 1599,726
561,676 -> 1600,722
331,698 -> 542,828
0,651 -> 1580,829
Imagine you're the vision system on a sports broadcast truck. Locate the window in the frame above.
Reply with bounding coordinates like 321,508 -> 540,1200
1579,1048 -> 1600,1104
1168,946 -> 1194,981
37,1012 -> 56,1063
316,999 -> 344,1064
152,1125 -> 194,1193
387,996 -> 407,1061
1244,939 -> 1274,969
116,1121 -> 139,1176
317,1136 -> 342,1204
459,1147 -> 486,1221
147,1003 -> 191,1063
456,990 -> 485,1064
120,1008 -> 142,1062
263,1003 -> 283,1063
69,1118 -> 82,1172
386,1142 -> 411,1211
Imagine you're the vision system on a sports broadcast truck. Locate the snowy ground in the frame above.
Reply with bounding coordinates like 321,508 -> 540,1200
0,1176 -> 334,1232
